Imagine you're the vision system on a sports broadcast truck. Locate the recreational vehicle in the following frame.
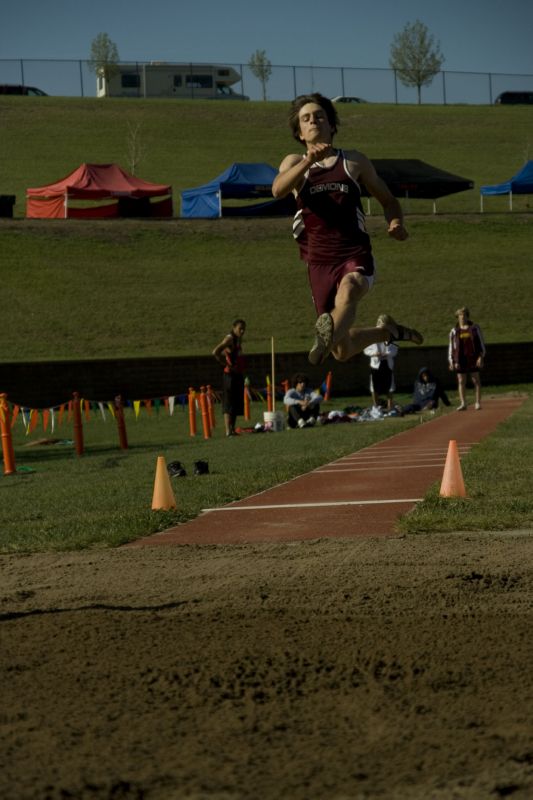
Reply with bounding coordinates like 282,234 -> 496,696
97,62 -> 249,100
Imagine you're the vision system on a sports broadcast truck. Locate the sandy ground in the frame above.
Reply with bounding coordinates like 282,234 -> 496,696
1,532 -> 532,800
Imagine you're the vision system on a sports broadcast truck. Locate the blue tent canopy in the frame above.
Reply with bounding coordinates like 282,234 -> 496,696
480,161 -> 533,196
480,161 -> 533,210
181,162 -> 294,218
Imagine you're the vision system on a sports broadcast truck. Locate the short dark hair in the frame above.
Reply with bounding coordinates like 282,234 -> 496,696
288,93 -> 339,143
291,372 -> 308,387
232,318 -> 246,328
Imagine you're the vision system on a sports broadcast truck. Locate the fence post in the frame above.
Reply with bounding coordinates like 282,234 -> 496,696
188,387 -> 197,437
114,395 -> 128,450
72,391 -> 84,456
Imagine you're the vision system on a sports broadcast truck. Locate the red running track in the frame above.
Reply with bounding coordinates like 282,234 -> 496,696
130,396 -> 524,547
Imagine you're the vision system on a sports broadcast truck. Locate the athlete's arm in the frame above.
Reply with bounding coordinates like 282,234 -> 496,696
272,142 -> 332,198
212,335 -> 232,365
345,150 -> 408,241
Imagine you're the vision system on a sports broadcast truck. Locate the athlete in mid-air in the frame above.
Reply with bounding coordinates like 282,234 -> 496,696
272,92 -> 423,365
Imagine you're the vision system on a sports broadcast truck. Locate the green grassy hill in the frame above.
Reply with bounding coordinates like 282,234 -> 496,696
1,98 -> 533,361
2,97 -> 533,215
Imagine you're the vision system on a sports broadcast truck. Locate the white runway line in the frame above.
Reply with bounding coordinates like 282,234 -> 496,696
315,463 -> 448,473
202,498 -> 423,513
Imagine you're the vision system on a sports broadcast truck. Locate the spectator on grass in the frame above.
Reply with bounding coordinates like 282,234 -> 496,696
283,373 -> 323,428
402,367 -> 451,415
363,333 -> 398,411
448,306 -> 486,411
212,319 -> 246,436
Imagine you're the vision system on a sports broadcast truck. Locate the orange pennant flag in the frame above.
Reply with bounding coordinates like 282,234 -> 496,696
11,404 -> 20,428
29,409 -> 39,433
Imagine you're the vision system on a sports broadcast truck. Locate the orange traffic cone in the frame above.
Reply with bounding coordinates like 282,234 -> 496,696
439,439 -> 466,498
151,455 -> 177,510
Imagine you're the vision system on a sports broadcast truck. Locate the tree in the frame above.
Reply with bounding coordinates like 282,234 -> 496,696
248,49 -> 272,101
88,33 -> 120,97
389,20 -> 444,104
126,121 -> 144,176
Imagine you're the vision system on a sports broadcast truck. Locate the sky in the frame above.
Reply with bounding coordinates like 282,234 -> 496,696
1,0 -> 532,101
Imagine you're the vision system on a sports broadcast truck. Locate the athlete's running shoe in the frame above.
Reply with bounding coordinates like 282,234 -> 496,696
377,313 -> 424,345
308,313 -> 334,365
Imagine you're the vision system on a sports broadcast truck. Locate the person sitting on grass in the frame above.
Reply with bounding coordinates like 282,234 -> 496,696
283,373 -> 323,428
401,367 -> 451,415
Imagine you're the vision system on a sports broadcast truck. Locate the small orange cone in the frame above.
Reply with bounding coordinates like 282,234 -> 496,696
151,455 -> 177,510
439,439 -> 466,498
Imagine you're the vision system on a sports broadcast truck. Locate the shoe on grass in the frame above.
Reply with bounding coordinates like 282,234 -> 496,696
377,313 -> 424,345
308,313 -> 334,365
456,404 -> 467,411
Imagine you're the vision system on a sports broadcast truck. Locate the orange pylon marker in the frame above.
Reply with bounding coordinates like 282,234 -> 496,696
151,455 -> 177,511
439,439 -> 467,498
266,376 -> 273,412
199,386 -> 211,439
207,385 -> 216,429
243,379 -> 251,420
0,394 -> 16,475
324,370 -> 333,401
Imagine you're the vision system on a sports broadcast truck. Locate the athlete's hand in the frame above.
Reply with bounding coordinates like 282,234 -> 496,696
305,142 -> 333,165
388,220 -> 408,241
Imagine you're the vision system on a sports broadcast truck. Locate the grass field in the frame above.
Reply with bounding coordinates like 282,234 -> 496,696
1,386 -> 532,554
2,98 -> 533,551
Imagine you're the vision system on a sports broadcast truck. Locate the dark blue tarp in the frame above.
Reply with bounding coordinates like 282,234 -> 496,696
480,161 -> 533,195
181,162 -> 291,218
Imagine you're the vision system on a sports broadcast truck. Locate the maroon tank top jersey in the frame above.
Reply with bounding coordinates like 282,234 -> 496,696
293,150 -> 372,265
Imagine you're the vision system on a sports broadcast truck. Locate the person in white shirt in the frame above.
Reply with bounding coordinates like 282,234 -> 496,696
363,336 -> 398,410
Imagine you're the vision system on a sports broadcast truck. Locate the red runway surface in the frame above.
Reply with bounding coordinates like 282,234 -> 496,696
131,396 -> 524,547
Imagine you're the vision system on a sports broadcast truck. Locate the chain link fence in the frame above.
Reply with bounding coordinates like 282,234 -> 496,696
1,58 -> 532,104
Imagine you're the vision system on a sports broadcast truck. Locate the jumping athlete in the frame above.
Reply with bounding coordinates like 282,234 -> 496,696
272,92 -> 423,365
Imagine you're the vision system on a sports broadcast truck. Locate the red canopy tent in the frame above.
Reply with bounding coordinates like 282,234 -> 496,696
26,163 -> 173,219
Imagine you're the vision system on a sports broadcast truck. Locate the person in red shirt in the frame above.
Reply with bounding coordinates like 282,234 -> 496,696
448,307 -> 486,411
272,92 -> 423,366
212,319 -> 246,436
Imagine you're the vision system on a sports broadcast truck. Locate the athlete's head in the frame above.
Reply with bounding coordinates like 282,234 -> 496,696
455,306 -> 470,321
232,319 -> 246,336
289,93 -> 339,144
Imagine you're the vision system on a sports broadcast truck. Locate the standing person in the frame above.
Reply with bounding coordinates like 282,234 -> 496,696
283,373 -> 323,428
272,92 -> 423,366
212,319 -> 246,436
448,307 -> 486,411
363,331 -> 398,410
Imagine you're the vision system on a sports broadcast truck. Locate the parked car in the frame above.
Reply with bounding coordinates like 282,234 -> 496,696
0,84 -> 48,96
494,91 -> 533,105
331,95 -> 367,104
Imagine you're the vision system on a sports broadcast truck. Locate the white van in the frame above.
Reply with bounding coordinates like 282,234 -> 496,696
97,62 -> 249,100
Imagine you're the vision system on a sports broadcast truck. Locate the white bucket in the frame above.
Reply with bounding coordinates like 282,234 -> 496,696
263,410 -> 285,432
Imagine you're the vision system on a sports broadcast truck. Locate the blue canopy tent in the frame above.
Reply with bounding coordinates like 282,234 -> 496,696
181,162 -> 295,218
480,161 -> 533,211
